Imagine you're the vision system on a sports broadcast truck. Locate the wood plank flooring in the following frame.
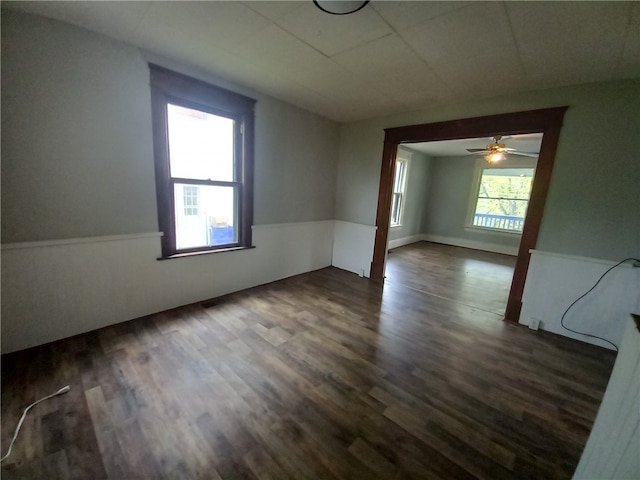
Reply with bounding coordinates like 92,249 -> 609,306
386,242 -> 517,316
1,253 -> 616,479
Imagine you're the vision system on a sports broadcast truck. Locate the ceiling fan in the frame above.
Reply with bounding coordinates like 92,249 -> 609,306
467,135 -> 539,163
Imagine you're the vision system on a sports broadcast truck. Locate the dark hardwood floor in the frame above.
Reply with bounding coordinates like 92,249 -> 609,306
1,251 -> 615,479
386,242 -> 517,316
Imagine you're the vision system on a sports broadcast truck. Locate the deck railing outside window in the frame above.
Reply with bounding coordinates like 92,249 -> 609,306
473,213 -> 524,232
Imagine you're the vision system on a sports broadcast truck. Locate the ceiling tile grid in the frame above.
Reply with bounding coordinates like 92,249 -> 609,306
272,2 -> 393,57
2,0 -> 639,122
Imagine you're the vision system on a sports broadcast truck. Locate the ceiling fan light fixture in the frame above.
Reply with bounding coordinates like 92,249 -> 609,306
313,0 -> 370,15
486,151 -> 506,163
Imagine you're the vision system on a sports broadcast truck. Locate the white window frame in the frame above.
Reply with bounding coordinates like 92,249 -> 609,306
466,158 -> 537,236
390,153 -> 410,228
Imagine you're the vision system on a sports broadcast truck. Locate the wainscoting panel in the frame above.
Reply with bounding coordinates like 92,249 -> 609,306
1,221 -> 334,353
573,317 -> 640,479
520,250 -> 640,349
331,221 -> 377,277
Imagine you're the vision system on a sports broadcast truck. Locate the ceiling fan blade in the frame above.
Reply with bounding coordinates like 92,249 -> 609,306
466,148 -> 488,153
509,133 -> 544,140
511,151 -> 539,158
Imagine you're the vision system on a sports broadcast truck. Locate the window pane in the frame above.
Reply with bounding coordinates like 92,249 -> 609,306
167,104 -> 234,181
391,192 -> 401,225
478,168 -> 534,200
174,184 -> 237,250
394,161 -> 404,193
473,167 -> 534,232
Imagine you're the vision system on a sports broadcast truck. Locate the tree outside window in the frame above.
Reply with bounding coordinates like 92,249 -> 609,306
471,167 -> 534,233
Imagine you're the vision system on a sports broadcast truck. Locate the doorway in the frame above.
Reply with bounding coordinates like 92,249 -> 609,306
370,107 -> 567,322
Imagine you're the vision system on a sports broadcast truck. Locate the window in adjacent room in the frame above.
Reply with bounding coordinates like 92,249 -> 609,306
149,64 -> 256,257
390,157 -> 408,227
182,185 -> 199,216
470,166 -> 535,233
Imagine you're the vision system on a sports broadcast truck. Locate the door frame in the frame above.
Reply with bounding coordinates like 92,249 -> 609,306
370,107 -> 567,322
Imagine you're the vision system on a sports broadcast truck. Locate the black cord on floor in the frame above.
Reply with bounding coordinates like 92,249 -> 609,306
559,257 -> 640,352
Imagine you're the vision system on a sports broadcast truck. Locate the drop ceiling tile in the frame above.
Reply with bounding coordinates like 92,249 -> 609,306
429,46 -> 529,99
241,1 -> 304,22
138,1 -> 270,49
507,1 -> 629,49
507,2 -> 629,84
233,24 -> 370,99
274,2 -> 393,56
329,33 -> 459,107
371,1 -> 474,31
400,2 -> 515,65
233,24 -> 329,71
331,34 -> 426,77
367,67 -> 457,106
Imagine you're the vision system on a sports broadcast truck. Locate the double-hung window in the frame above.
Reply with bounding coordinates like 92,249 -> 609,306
149,65 -> 255,257
390,157 -> 408,227
470,166 -> 535,233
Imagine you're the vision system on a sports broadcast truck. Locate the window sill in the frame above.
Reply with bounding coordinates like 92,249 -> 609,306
390,224 -> 402,229
464,225 -> 523,236
157,245 -> 255,260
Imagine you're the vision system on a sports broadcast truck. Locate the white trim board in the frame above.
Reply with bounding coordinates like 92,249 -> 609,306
1,232 -> 163,250
253,220 -> 334,231
528,249 -> 639,268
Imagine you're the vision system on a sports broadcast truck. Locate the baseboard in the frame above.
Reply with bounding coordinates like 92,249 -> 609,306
388,234 -> 423,250
421,234 -> 518,256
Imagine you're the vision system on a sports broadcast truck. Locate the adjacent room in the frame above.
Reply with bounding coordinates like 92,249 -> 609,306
385,133 -> 541,315
2,2 -> 639,479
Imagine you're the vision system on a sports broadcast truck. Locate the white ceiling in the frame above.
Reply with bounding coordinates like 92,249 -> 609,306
3,1 -> 639,122
405,133 -> 543,158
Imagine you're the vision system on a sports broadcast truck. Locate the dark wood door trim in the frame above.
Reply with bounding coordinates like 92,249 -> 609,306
370,107 -> 568,322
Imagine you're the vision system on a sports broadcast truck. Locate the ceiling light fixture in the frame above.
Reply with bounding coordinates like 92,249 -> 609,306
313,0 -> 370,15
486,151 -> 506,163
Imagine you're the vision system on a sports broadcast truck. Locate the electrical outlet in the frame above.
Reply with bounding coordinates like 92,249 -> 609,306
529,318 -> 542,331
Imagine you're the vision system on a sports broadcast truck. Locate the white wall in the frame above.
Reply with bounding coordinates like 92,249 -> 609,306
521,250 -> 640,350
1,222 -> 334,353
